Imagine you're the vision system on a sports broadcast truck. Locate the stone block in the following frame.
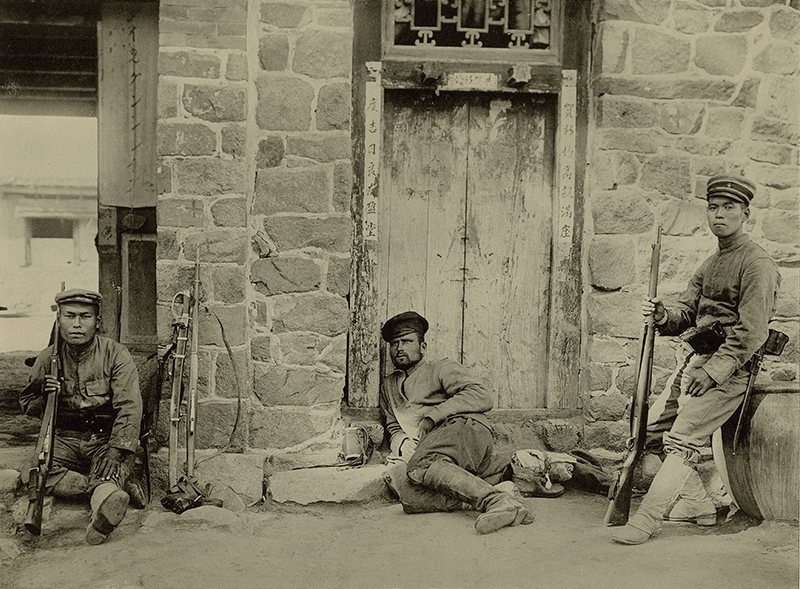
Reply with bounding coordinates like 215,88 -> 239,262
588,362 -> 613,392
211,196 -> 247,228
673,4 -> 712,34
319,335 -> 347,374
253,167 -> 329,215
753,43 -> 800,75
196,400 -> 246,450
187,6 -> 247,24
333,161 -> 353,212
251,257 -> 321,295
706,108 -> 745,140
317,83 -> 351,131
279,333 -> 322,365
256,136 -> 285,169
183,84 -> 246,122
256,75 -> 314,131
159,228 -> 179,261
251,335 -> 272,363
326,255 -> 350,296
263,215 -> 352,253
212,264 -> 246,303
287,133 -> 350,163
159,51 -> 220,78
294,30 -> 351,79
273,293 -> 349,337
542,420 -> 581,452
597,95 -> 657,128
695,35 -> 747,76
226,53 -> 248,81
675,136 -> 734,158
732,77 -> 760,108
762,209 -> 800,244
158,163 -> 173,195
158,79 -> 179,119
582,420 -> 629,452
658,102 -> 704,135
595,77 -> 737,101
597,22 -> 628,74
215,346 -> 249,398
160,18 -> 216,36
774,268 -> 799,318
589,336 -> 628,364
185,229 -> 248,264
158,123 -> 216,156
174,158 -> 247,196
156,261 -> 195,301
589,236 -> 636,291
186,34 -> 246,51
255,364 -> 343,406
749,144 -> 797,167
158,197 -> 205,228
764,77 -> 800,124
597,128 -> 661,153
591,190 -> 654,235
661,199 -> 706,236
599,0 -> 669,24
268,464 -> 390,505
221,126 -> 245,158
259,34 -> 290,71
260,3 -> 311,28
641,155 -> 692,198
0,469 -> 19,494
249,404 -> 340,449
745,162 -> 799,190
197,302 -> 247,347
715,10 -> 764,32
316,7 -> 353,28
751,117 -> 799,146
632,29 -> 690,74
587,290 -> 643,339
586,391 -> 628,422
770,9 -> 800,43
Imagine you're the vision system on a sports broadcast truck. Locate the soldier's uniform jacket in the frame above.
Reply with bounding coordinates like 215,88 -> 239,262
657,233 -> 781,385
20,335 -> 142,452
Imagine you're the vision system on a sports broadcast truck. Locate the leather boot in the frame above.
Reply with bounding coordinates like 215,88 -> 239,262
612,454 -> 694,545
382,462 -> 466,514
423,460 -> 531,534
85,483 -> 129,545
665,468 -> 716,526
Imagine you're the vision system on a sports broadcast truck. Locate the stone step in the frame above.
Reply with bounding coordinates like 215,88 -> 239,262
268,464 -> 392,505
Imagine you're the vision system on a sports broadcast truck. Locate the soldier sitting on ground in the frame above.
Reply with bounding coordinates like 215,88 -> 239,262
20,288 -> 143,545
380,311 -> 543,535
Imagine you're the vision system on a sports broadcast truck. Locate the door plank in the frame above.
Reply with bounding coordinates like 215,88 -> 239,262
381,92 -> 468,370
463,95 -> 554,408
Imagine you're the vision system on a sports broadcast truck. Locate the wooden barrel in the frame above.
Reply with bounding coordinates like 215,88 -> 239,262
713,382 -> 800,521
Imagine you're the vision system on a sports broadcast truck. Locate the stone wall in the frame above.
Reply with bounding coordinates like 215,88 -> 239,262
156,0 -> 353,452
584,0 -> 799,452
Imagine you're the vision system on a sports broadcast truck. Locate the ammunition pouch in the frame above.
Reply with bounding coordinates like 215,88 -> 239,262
680,321 -> 726,355
161,475 -> 223,514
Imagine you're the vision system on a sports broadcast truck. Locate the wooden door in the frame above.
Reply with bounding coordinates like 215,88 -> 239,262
380,91 -> 555,409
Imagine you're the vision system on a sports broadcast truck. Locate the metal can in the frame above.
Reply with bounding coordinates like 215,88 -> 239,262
342,426 -> 364,461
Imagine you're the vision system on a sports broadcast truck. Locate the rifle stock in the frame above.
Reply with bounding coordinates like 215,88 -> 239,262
186,247 -> 200,478
25,316 -> 61,535
168,291 -> 191,489
605,225 -> 661,526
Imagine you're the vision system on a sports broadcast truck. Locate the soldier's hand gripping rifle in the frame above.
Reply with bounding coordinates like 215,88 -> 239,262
605,225 -> 661,526
25,311 -> 62,535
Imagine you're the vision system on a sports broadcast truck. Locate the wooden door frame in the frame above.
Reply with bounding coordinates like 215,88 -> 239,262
347,0 -> 590,419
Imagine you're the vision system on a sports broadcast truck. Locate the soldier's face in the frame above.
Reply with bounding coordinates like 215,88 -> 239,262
389,332 -> 425,370
58,302 -> 100,347
707,196 -> 749,239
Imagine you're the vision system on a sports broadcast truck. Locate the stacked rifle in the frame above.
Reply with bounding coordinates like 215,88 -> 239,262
168,249 -> 200,488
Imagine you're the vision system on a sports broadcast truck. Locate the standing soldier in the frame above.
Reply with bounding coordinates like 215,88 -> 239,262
613,175 -> 781,545
20,288 -> 142,545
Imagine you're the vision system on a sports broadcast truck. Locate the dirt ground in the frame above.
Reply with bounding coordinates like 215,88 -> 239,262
2,488 -> 798,589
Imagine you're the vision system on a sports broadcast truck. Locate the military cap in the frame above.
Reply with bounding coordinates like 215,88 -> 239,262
706,175 -> 756,206
381,311 -> 429,342
55,288 -> 103,308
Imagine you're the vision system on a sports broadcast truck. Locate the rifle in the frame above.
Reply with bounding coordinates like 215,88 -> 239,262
25,302 -> 62,535
168,290 -> 191,489
605,225 -> 661,526
186,247 -> 200,478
